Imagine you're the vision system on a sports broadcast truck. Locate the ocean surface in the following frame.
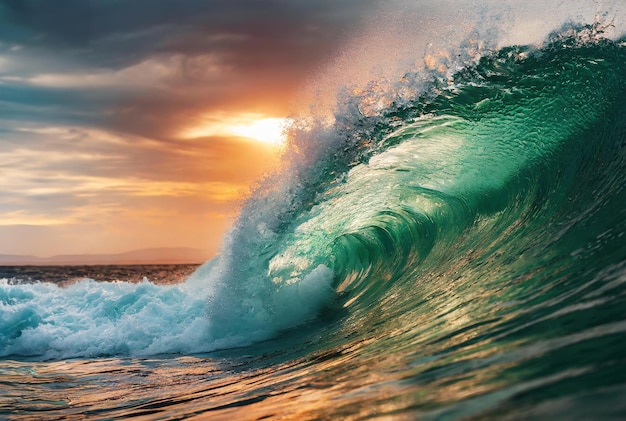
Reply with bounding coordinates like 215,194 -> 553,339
2,23 -> 626,420
0,265 -> 200,287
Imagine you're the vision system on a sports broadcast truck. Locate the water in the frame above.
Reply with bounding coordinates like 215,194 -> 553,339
0,265 -> 199,286
2,23 -> 626,419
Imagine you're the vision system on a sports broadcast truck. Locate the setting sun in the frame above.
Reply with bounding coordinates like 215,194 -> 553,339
182,114 -> 290,146
227,117 -> 289,145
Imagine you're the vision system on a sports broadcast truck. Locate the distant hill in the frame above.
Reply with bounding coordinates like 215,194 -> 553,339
0,247 -> 209,266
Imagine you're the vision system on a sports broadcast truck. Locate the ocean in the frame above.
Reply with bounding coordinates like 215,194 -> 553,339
2,23 -> 626,419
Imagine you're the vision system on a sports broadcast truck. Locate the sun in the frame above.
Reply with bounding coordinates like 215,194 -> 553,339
181,113 -> 291,146
227,117 -> 289,146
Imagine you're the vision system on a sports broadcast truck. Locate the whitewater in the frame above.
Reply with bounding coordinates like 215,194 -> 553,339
2,9 -> 626,421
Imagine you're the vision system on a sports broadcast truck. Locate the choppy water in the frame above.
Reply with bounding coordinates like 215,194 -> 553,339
2,23 -> 626,420
0,265 -> 199,286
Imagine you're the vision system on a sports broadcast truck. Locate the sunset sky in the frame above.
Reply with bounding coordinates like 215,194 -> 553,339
0,0 -> 380,258
0,0 -> 620,259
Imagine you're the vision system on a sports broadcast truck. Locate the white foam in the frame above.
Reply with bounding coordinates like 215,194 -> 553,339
0,279 -> 212,358
0,256 -> 337,359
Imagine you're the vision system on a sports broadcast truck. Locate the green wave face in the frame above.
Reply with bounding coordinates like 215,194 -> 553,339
221,31 -> 626,416
264,33 -> 626,312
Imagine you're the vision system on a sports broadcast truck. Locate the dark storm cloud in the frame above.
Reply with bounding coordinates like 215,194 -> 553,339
0,0 -> 378,140
0,0 -> 375,69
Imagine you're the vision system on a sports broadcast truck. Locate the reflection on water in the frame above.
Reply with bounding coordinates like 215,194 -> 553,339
0,264 -> 199,286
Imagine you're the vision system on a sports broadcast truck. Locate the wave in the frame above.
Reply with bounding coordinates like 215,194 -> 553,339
2,23 -> 625,360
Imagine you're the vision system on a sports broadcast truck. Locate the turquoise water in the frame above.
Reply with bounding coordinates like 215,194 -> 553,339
2,24 -> 626,419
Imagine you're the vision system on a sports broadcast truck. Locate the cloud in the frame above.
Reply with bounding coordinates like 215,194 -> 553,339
0,123 -> 259,255
0,1 -> 374,64
0,0 -> 379,256
0,0 -> 378,139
